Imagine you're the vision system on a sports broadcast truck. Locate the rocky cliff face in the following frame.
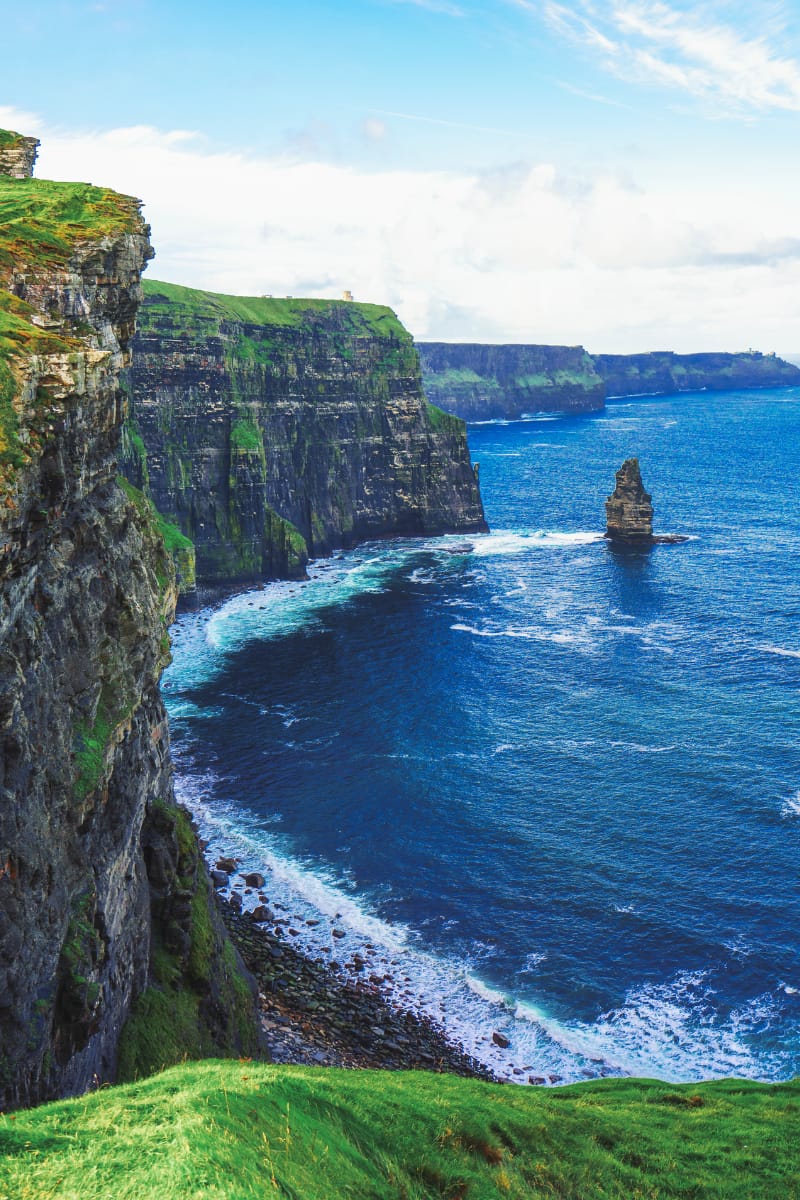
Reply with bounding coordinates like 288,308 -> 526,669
593,350 -> 800,398
605,458 -> 654,541
122,283 -> 486,589
0,137 -> 257,1109
418,342 -> 605,421
0,130 -> 39,179
419,344 -> 800,421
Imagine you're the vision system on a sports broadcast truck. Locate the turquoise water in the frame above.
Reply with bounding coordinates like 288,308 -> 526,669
164,389 -> 800,1083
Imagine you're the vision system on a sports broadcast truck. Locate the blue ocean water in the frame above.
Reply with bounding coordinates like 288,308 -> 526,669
164,388 -> 800,1084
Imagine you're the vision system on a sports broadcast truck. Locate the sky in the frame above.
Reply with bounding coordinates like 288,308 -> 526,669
3,0 -> 800,352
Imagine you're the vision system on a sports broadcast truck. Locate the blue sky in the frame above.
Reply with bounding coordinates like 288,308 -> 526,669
3,0 -> 800,351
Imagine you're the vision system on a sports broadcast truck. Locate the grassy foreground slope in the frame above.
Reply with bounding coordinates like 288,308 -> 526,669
1,1063 -> 797,1199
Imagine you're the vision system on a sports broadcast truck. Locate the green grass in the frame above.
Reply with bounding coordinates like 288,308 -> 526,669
141,278 -> 410,341
0,167 -> 144,486
1,1063 -> 797,1199
230,418 -> 263,452
426,400 -> 465,433
72,701 -> 117,801
116,805 -> 259,1083
0,175 -> 143,276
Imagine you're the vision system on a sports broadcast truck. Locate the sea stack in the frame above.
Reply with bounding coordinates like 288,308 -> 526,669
605,457 -> 654,542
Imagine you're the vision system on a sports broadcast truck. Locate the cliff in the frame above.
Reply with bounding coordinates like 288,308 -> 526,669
122,282 -> 486,589
419,344 -> 800,420
593,350 -> 800,398
417,342 -> 605,420
0,134 -> 258,1109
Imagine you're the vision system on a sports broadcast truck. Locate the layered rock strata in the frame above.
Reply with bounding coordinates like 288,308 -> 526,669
594,350 -> 800,399
417,342 -> 605,421
419,343 -> 800,421
0,138 -> 257,1109
604,458 -> 686,545
0,130 -> 39,179
605,458 -> 654,541
122,282 -> 487,589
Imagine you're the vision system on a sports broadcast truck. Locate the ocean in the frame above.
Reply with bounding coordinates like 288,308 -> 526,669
163,387 -> 800,1084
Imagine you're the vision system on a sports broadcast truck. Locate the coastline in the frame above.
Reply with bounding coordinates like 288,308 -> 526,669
218,896 -> 498,1081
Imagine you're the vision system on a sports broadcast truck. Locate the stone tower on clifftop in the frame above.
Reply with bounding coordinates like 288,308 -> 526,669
0,130 -> 39,178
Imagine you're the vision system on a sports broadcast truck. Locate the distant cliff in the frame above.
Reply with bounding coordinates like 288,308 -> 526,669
418,343 -> 605,421
593,351 -> 800,398
123,283 -> 486,590
419,343 -> 800,420
0,134 -> 258,1109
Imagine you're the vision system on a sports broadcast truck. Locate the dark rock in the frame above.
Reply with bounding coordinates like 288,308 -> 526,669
0,133 -> 261,1110
492,1031 -> 511,1049
418,342 -> 605,420
216,858 -> 237,873
244,872 -> 266,888
211,870 -> 229,888
605,458 -> 654,541
418,342 -> 800,422
122,288 -> 487,592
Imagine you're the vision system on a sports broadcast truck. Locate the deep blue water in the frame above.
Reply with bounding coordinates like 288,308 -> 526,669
164,389 -> 800,1083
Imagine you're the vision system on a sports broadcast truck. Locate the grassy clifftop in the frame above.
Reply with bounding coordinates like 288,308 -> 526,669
0,158 -> 146,479
142,278 -> 411,341
0,174 -> 143,274
2,1061 -> 797,1199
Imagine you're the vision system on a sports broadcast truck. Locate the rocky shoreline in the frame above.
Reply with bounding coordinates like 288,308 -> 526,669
218,895 -> 497,1080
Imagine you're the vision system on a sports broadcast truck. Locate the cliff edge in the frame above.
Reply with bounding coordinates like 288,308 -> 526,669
122,282 -> 486,589
0,134 -> 259,1109
419,343 -> 800,421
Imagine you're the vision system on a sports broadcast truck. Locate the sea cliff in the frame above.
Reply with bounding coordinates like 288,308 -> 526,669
122,282 -> 486,590
593,350 -> 800,398
418,341 -> 605,420
0,134 -> 258,1109
419,342 -> 800,420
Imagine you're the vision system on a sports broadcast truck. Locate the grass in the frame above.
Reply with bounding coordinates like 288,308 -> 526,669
426,400 -> 465,433
0,1062 -> 797,1199
0,163 -> 144,485
141,278 -> 411,341
116,806 -> 259,1083
0,175 -> 144,276
230,418 -> 263,452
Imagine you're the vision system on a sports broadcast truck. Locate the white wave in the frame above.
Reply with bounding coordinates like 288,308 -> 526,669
176,764 -> 796,1085
451,622 -> 596,654
761,645 -> 800,659
470,530 -> 604,557
781,791 -> 800,818
515,972 -> 784,1082
610,741 -> 676,754
166,536 -> 482,695
465,975 -> 510,1007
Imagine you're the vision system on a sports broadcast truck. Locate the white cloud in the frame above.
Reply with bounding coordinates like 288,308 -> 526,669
542,1 -> 800,114
17,116 -> 800,353
362,117 -> 388,142
0,104 -> 43,135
